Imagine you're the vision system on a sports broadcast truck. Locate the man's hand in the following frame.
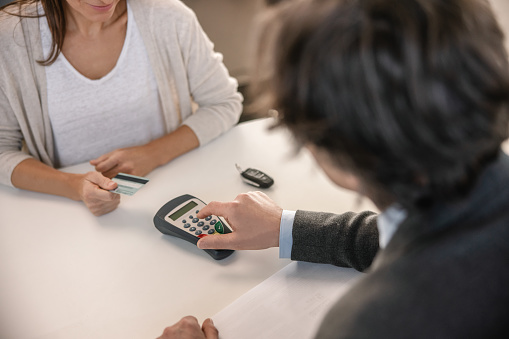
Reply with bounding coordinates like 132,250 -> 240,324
76,171 -> 121,216
158,317 -> 218,339
196,191 -> 282,250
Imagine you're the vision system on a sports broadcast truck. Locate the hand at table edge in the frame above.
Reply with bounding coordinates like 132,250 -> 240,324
158,317 -> 218,339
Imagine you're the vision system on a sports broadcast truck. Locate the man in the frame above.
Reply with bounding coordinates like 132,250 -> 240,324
159,0 -> 509,337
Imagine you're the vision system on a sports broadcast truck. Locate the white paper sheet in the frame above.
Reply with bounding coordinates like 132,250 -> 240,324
212,261 -> 362,339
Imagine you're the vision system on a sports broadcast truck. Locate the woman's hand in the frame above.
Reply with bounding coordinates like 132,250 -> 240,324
90,125 -> 200,178
158,317 -> 218,339
11,159 -> 120,216
90,144 -> 157,178
75,171 -> 121,216
196,191 -> 282,250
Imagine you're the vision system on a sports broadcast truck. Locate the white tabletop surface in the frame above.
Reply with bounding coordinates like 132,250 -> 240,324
0,3 -> 507,337
0,118 -> 377,339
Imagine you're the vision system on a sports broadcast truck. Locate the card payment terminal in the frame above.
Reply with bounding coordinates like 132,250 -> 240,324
153,194 -> 234,260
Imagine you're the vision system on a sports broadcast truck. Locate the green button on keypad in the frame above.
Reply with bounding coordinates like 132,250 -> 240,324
215,221 -> 224,234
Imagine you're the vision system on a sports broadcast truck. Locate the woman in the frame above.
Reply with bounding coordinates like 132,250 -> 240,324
0,0 -> 242,215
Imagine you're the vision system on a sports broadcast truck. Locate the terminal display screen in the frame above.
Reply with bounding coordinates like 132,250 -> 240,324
169,201 -> 198,221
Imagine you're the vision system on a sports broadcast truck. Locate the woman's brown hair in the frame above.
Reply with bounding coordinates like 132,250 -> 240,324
1,0 -> 66,65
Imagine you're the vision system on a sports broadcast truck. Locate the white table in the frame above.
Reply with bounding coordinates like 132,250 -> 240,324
0,118 -> 376,339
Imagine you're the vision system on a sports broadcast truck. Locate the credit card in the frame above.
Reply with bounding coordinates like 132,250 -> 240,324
110,173 -> 149,196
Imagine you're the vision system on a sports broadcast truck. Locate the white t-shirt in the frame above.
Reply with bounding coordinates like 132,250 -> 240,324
40,2 -> 165,168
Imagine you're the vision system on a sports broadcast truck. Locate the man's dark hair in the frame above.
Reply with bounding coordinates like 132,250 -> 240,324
254,0 -> 509,210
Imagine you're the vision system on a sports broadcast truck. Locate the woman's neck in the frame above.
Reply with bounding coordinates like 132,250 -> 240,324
64,0 -> 127,38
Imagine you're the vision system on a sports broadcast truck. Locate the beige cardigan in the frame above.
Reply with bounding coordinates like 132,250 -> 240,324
0,0 -> 243,186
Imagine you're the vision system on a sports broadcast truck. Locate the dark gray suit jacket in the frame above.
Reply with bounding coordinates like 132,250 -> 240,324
292,152 -> 509,338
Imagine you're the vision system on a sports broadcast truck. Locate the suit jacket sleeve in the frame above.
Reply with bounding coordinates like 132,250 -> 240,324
291,210 -> 379,272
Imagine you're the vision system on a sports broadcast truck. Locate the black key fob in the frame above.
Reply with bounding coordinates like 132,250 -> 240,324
236,164 -> 274,188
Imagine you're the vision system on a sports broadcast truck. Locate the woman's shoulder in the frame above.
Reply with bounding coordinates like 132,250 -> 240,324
134,0 -> 193,12
130,0 -> 197,26
0,2 -> 39,23
0,3 -> 38,42
0,5 -> 22,32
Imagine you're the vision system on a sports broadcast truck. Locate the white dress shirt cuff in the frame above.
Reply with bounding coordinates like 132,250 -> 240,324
279,210 -> 296,259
